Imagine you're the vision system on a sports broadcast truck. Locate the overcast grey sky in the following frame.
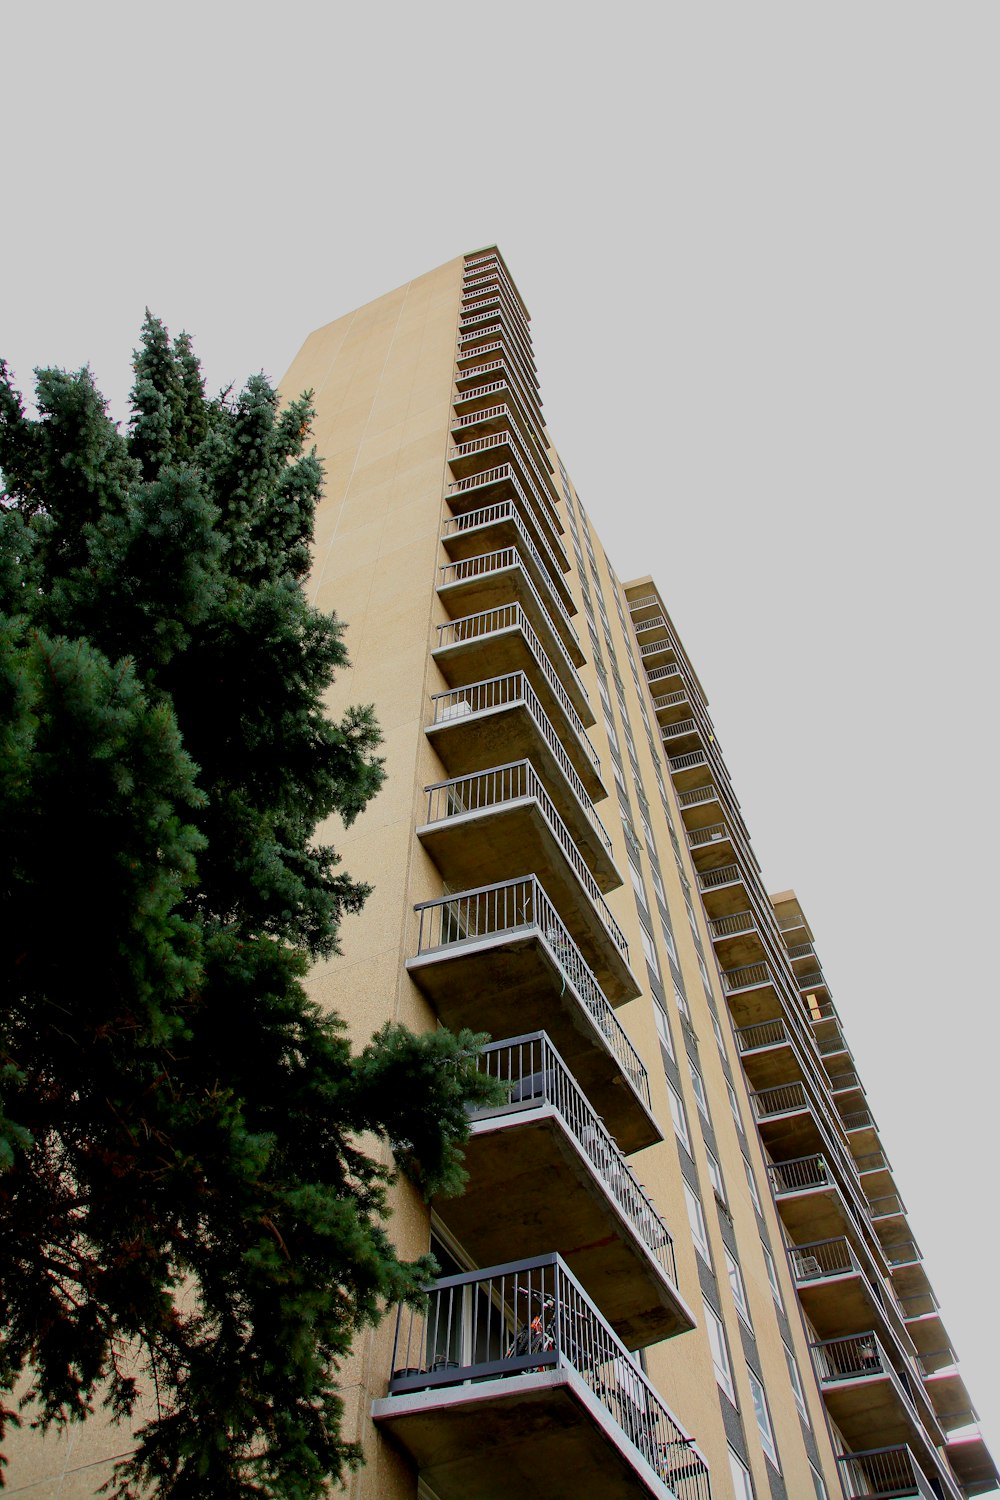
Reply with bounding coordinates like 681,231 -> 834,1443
5,0 -> 998,1458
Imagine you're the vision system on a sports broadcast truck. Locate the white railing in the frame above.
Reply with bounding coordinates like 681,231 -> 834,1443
750,1081 -> 808,1119
443,491 -> 572,623
448,455 -> 563,545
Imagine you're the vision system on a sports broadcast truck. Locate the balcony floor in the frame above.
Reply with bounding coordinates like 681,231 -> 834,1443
373,1369 -> 678,1500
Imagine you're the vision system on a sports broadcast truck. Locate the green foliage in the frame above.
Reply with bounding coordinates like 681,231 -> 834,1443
0,323 -> 493,1497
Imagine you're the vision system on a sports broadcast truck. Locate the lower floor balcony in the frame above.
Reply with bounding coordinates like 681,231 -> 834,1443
837,1444 -> 953,1500
372,1253 -> 711,1500
789,1238 -> 908,1348
437,1033 -> 694,1348
407,876 -> 659,1153
945,1431 -> 1000,1496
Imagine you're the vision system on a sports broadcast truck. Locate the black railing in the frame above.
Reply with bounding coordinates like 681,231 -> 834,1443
387,1253 -> 711,1499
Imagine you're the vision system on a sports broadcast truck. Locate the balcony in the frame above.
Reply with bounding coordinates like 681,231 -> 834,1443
945,1431 -> 1000,1497
417,762 -> 635,999
720,961 -> 783,1026
696,860 -> 751,918
448,423 -> 561,522
427,668 -> 605,806
811,1333 -> 948,1477
373,1253 -> 711,1500
707,909 -> 766,970
454,351 -> 544,427
843,1106 -> 881,1158
769,1154 -> 857,1240
407,877 -> 656,1151
837,1445 -> 944,1500
435,595 -> 591,735
437,1034 -> 693,1348
922,1365 -> 977,1432
452,397 -> 550,481
437,543 -> 578,666
733,1019 -> 800,1089
685,822 -> 736,877
788,1238 -> 905,1346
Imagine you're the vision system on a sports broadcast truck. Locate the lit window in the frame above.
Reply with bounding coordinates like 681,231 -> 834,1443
728,1449 -> 754,1500
684,1183 -> 711,1263
761,1243 -> 783,1308
704,1300 -> 734,1401
667,1082 -> 690,1152
743,1157 -> 761,1211
654,1003 -> 675,1060
689,1061 -> 710,1122
705,1148 -> 725,1202
746,1366 -> 779,1467
725,1251 -> 752,1329
784,1344 -> 809,1423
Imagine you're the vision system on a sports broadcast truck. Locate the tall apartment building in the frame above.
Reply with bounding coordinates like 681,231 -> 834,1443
274,247 -> 998,1500
8,248 -> 994,1500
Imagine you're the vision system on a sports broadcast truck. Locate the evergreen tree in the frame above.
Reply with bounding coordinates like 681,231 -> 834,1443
0,321 -> 494,1497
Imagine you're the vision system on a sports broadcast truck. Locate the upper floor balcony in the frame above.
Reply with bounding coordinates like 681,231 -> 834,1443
837,1444 -> 959,1500
448,421 -> 561,521
440,537 -> 578,660
407,877 -> 654,1150
843,1105 -> 881,1158
458,306 -> 539,382
417,762 -> 632,996
733,1018 -> 801,1090
438,1033 -> 694,1349
373,1253 -> 711,1500
945,1430 -> 1000,1497
719,960 -> 784,1027
426,667 -> 605,810
443,472 -> 572,607
706,909 -> 767,970
452,394 -> 551,479
435,590 -> 590,734
788,1237 -> 910,1351
425,669 -> 614,888
454,348 -> 544,427
695,860 -> 752,920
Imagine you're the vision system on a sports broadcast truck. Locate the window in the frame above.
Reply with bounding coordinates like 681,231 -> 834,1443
725,1251 -> 752,1329
639,924 -> 660,979
654,1002 -> 675,1060
743,1157 -> 761,1212
761,1243 -> 783,1308
809,1463 -> 829,1500
629,858 -> 650,914
674,982 -> 690,1020
710,1010 -> 726,1054
649,861 -> 667,908
784,1344 -> 809,1422
667,1082 -> 690,1152
746,1367 -> 778,1467
684,1183 -> 711,1263
689,1061 -> 710,1122
705,1148 -> 725,1202
727,1079 -> 742,1127
660,922 -> 678,965
704,1300 -> 734,1401
728,1450 -> 754,1500
698,954 -> 713,995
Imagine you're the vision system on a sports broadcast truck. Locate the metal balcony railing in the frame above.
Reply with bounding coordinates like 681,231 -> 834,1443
687,822 -> 730,849
676,784 -> 717,810
789,1237 -> 858,1282
750,1081 -> 808,1120
869,1193 -> 907,1219
627,593 -> 660,612
411,877 -> 649,1106
786,941 -> 816,960
884,1240 -> 922,1268
708,910 -> 756,939
430,665 -> 601,793
856,1149 -> 893,1175
668,749 -> 707,772
474,1035 -> 676,1284
633,614 -> 669,633
722,961 -> 772,993
812,1331 -> 900,1388
386,1253 -> 711,1499
843,1108 -> 877,1132
837,1445 -> 936,1500
798,969 -> 828,991
734,1019 -> 788,1053
768,1154 -> 832,1195
697,862 -> 743,892
651,690 -> 688,714
422,762 -> 627,957
640,637 -> 675,659
646,661 -> 683,685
